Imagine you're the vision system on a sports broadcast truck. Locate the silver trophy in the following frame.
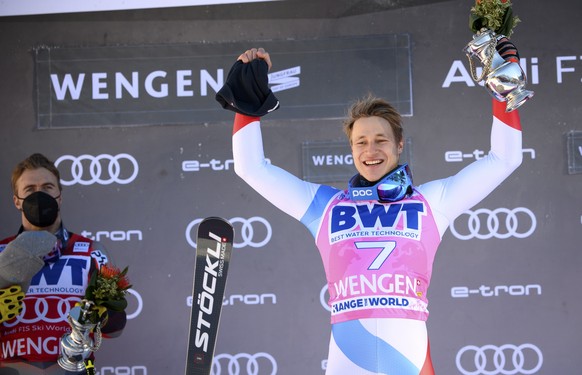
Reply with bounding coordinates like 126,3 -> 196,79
463,28 -> 533,112
58,299 -> 102,372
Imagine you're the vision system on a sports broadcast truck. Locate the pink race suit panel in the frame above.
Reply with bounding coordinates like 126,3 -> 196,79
317,190 -> 440,324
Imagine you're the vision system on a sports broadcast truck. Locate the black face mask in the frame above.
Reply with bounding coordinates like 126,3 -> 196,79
21,191 -> 60,228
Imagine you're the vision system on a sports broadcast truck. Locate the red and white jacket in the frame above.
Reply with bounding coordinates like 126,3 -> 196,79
0,227 -> 107,363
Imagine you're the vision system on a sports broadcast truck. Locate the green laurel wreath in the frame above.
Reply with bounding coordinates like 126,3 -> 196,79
469,0 -> 521,37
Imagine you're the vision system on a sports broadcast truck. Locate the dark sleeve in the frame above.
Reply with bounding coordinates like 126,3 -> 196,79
101,309 -> 127,338
87,240 -> 128,338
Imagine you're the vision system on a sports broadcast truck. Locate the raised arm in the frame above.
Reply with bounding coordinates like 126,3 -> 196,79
232,113 -> 321,221
419,99 -> 523,235
218,48 -> 324,221
419,33 -> 527,236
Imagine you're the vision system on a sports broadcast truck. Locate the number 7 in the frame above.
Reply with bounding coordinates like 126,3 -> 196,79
354,241 -> 397,270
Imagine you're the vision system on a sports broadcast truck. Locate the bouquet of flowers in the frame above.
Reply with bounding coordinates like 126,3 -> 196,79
82,264 -> 131,324
58,264 -> 131,374
469,0 -> 520,37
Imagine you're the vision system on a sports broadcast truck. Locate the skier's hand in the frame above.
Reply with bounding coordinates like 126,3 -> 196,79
0,285 -> 24,323
216,47 -> 280,117
238,47 -> 272,70
496,36 -> 519,63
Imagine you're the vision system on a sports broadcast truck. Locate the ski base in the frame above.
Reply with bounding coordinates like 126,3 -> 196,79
185,217 -> 234,375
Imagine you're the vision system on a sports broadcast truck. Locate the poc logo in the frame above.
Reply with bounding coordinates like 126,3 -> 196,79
351,189 -> 373,198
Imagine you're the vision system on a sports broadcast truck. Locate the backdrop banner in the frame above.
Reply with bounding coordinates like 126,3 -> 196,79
1,0 -> 580,374
34,34 -> 412,129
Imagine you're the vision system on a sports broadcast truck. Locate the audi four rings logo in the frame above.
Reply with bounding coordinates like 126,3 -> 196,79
2,289 -> 143,327
4,296 -> 78,325
320,284 -> 331,312
125,289 -> 144,320
55,153 -> 139,186
212,352 -> 277,375
450,207 -> 536,240
186,217 -> 272,249
456,344 -> 543,375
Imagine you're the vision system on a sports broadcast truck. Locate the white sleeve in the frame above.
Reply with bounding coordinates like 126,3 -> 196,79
233,119 -> 320,221
418,114 -> 523,237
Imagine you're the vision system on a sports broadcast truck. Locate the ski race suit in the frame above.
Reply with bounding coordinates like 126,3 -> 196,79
0,226 -> 116,374
232,99 -> 523,375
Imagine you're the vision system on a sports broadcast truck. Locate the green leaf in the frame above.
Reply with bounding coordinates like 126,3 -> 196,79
102,298 -> 128,312
469,0 -> 520,37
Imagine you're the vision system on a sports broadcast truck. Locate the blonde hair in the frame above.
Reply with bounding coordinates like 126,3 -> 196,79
343,95 -> 403,144
11,153 -> 62,194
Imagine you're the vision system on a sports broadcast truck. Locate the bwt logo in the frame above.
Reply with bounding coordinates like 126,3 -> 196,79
186,217 -> 272,249
30,256 -> 89,288
331,202 -> 425,233
450,207 -> 536,240
55,153 -> 139,186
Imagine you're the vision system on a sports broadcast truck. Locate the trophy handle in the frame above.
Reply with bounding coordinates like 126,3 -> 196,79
91,322 -> 103,351
464,28 -> 498,82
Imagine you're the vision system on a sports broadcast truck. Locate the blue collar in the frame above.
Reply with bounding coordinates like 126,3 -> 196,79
348,164 -> 413,202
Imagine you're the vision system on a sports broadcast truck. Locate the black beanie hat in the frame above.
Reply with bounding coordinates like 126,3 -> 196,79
215,59 -> 280,117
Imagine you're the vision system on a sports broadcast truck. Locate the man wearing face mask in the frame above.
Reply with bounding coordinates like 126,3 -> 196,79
0,153 -> 126,374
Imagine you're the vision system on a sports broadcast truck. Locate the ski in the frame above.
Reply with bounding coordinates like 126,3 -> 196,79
185,217 -> 234,375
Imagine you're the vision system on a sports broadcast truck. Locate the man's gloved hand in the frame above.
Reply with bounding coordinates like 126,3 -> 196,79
72,300 -> 109,327
0,230 -> 57,290
496,36 -> 520,63
0,285 -> 24,323
93,304 -> 109,326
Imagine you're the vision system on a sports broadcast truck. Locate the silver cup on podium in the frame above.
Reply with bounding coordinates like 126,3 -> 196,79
463,28 -> 533,112
58,299 -> 102,372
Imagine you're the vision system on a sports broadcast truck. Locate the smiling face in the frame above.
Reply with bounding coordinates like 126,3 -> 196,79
350,116 -> 403,183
